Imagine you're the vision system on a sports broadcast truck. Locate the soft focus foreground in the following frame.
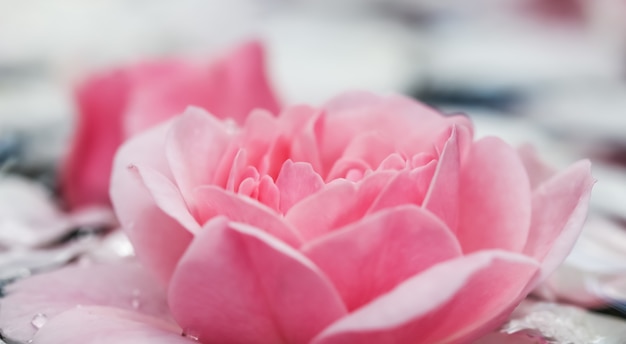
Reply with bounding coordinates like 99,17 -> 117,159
1,0 -> 626,343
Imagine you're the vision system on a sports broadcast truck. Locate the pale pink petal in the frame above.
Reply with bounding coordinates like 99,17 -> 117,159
261,105 -> 319,178
323,90 -> 383,113
518,144 -> 558,190
321,92 -> 473,167
225,149 -> 251,192
285,181 -> 357,241
377,153 -> 406,171
275,160 -> 325,213
111,121 -> 192,283
325,158 -> 370,181
168,218 -> 347,344
313,251 -> 540,344
523,160 -> 594,279
165,107 -> 234,207
257,175 -> 281,211
194,186 -> 302,247
289,110 -> 324,176
130,164 -> 200,232
286,171 -> 395,242
303,205 -> 462,311
0,261 -> 169,343
61,69 -> 129,209
31,306 -> 190,344
423,127 -> 461,231
456,137 -> 532,253
238,109 -> 282,174
336,131 -> 396,171
367,162 -> 436,214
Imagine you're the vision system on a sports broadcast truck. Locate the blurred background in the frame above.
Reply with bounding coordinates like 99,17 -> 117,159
1,0 -> 626,318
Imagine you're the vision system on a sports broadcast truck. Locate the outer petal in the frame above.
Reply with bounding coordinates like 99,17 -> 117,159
31,306 -> 190,344
523,160 -> 594,279
334,131 -> 395,171
0,261 -> 169,343
517,144 -> 557,190
125,40 -> 280,134
110,121 -> 192,283
320,92 -> 473,168
313,251 -> 540,344
130,164 -> 200,232
194,185 -> 302,247
456,137 -> 532,253
165,107 -> 234,208
303,205 -> 462,311
168,218 -> 347,344
60,69 -> 129,209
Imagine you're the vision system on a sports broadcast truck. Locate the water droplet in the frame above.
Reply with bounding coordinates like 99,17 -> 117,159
31,313 -> 47,329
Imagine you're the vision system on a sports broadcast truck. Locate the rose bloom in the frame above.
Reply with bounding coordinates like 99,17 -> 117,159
1,93 -> 592,343
59,41 -> 279,209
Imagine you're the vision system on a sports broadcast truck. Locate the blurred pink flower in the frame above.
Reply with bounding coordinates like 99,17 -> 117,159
59,41 -> 280,210
2,92 -> 592,343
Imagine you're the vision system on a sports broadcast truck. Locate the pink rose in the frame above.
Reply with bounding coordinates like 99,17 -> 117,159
107,92 -> 592,343
0,92 -> 592,344
59,41 -> 280,209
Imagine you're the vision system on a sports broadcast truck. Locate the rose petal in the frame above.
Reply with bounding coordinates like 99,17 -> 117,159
325,158 -> 370,181
423,126 -> 461,231
275,160 -> 325,213
517,144 -> 557,190
0,260 -> 169,343
125,40 -> 280,133
111,121 -> 192,283
31,306 -> 190,344
321,92 -> 473,167
61,69 -> 129,208
456,137 -> 532,253
303,205 -> 462,311
208,40 -> 280,124
165,107 -> 234,208
313,251 -> 540,344
335,131 -> 395,171
130,164 -> 200,232
168,218 -> 347,344
286,171 -> 395,242
262,105 -> 319,178
290,109 -> 325,176
194,185 -> 302,247
367,162 -> 436,214
523,160 -> 594,279
258,175 -> 281,211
